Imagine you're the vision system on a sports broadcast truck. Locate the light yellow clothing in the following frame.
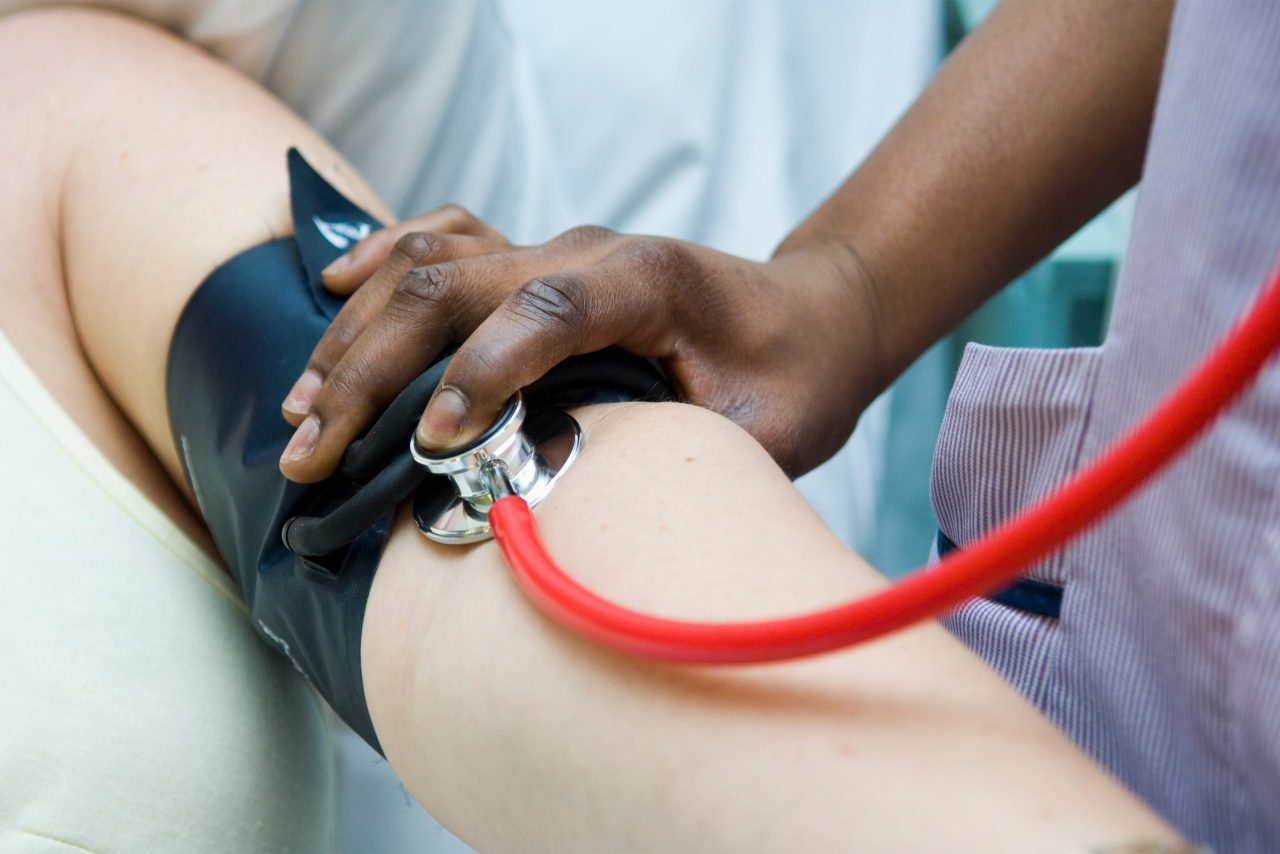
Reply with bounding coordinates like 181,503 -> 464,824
0,334 -> 335,853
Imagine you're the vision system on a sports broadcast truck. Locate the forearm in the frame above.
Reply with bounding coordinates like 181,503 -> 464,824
779,0 -> 1173,393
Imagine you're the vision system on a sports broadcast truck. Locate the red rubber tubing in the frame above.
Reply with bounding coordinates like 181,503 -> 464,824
489,262 -> 1280,664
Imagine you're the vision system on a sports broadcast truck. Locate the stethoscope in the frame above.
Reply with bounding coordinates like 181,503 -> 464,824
296,262 -> 1280,665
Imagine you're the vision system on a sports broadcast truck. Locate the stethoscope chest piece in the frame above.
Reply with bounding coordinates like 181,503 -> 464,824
410,392 -> 582,544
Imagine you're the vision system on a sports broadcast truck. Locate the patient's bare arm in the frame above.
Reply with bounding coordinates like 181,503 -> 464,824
0,9 -> 1178,851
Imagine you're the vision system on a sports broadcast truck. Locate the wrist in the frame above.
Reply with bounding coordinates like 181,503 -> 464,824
768,232 -> 891,414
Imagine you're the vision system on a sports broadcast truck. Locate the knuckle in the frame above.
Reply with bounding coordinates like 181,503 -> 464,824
448,344 -> 503,387
315,318 -> 361,364
436,203 -> 478,229
323,362 -> 380,411
396,263 -> 457,308
624,238 -> 692,280
549,224 -> 615,252
393,231 -> 444,264
511,275 -> 589,332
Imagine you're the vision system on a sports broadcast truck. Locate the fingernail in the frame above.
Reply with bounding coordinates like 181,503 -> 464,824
417,385 -> 470,448
281,415 -> 320,463
282,370 -> 322,416
322,253 -> 352,279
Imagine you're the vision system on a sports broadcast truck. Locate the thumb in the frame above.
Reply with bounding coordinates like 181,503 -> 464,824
416,273 -> 606,450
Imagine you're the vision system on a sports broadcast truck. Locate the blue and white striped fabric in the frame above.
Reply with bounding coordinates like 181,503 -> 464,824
934,2 -> 1280,849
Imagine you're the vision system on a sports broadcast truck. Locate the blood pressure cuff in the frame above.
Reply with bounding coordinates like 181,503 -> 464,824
166,150 -> 671,753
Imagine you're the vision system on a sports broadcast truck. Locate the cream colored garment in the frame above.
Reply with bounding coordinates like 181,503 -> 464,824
0,335 -> 335,853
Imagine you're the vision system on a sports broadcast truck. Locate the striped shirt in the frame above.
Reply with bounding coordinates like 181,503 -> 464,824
933,1 -> 1280,849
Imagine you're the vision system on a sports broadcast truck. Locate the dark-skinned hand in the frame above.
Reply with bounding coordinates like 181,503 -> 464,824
278,208 -> 881,482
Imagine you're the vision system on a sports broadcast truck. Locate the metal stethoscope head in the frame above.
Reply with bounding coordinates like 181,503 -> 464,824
409,392 -> 583,544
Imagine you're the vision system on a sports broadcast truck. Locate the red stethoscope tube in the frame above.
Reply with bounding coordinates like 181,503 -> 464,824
489,262 -> 1280,665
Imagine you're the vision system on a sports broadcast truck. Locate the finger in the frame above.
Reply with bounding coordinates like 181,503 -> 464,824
322,204 -> 506,292
280,258 -> 513,481
320,226 -> 399,293
284,229 -> 646,473
417,240 -> 703,448
282,232 -> 505,425
415,267 -> 663,450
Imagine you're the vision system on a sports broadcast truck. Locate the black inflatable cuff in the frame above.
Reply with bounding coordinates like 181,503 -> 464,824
166,150 -> 670,753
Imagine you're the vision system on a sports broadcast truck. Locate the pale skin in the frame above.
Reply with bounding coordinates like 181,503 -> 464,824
0,8 -> 1181,851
